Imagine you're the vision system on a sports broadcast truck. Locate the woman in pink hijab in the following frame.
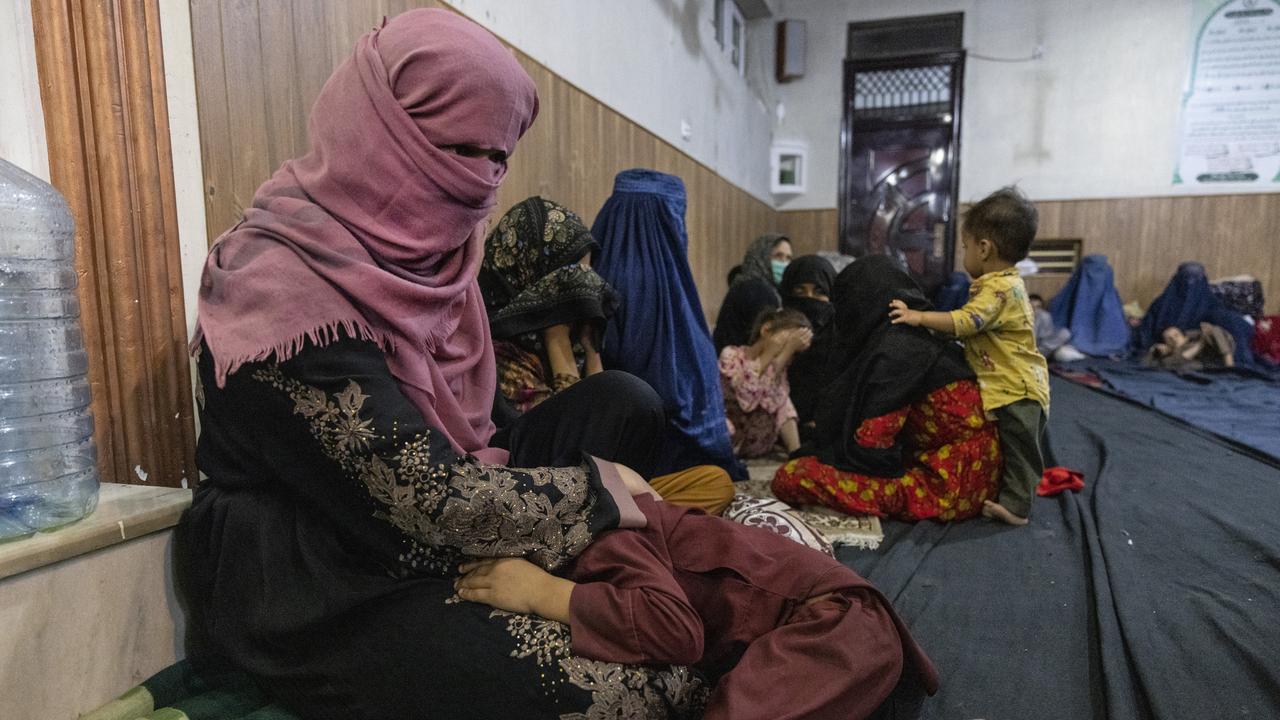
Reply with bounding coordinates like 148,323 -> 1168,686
178,10 -> 703,718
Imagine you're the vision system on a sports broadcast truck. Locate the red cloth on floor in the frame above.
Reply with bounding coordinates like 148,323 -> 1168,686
1038,467 -> 1085,496
1253,316 -> 1280,364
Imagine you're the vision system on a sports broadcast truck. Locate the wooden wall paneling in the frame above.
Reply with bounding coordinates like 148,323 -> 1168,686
257,0 -> 303,164
190,0 -> 234,243
291,0 -> 336,153
570,80 -> 604,214
786,197 -> 1280,315
117,0 -> 198,487
1034,195 -> 1280,315
31,0 -> 196,486
220,0 -> 274,220
776,209 -> 838,258
1272,199 -> 1280,311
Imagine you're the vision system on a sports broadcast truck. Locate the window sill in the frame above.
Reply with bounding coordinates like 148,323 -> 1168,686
0,484 -> 191,581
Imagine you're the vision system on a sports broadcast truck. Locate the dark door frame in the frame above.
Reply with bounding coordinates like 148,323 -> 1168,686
838,50 -> 966,280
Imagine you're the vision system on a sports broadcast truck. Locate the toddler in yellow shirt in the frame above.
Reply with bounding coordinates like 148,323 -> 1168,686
889,187 -> 1049,525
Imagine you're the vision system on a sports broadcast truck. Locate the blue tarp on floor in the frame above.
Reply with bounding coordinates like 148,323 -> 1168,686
842,377 -> 1280,720
1085,359 -> 1280,463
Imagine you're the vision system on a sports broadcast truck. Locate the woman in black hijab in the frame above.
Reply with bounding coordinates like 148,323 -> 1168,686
779,255 -> 836,431
773,256 -> 1002,521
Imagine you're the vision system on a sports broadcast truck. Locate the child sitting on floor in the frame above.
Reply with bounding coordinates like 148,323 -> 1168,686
719,308 -> 812,457
888,186 -> 1050,526
455,479 -> 938,720
1030,294 -> 1085,362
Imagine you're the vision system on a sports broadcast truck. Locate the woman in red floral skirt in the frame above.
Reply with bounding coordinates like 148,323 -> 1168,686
773,256 -> 1001,521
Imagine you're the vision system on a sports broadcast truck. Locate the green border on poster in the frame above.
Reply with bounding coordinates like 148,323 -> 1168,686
1173,0 -> 1280,185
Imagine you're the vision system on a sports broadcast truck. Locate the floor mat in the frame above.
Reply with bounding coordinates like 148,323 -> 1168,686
840,377 -> 1280,720
739,458 -> 884,549
1058,358 -> 1280,463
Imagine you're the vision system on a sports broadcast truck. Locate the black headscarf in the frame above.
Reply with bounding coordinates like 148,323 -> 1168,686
807,255 -> 973,477
780,255 -> 837,330
479,196 -> 618,349
736,233 -> 788,287
781,255 -> 837,427
712,278 -> 780,353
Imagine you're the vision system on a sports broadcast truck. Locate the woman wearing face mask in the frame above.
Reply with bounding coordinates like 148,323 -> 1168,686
740,233 -> 794,287
779,255 -> 836,330
178,12 -> 709,717
778,255 -> 837,435
711,234 -> 793,352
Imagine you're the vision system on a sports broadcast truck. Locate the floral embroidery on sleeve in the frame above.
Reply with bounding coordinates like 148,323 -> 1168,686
253,364 -> 599,572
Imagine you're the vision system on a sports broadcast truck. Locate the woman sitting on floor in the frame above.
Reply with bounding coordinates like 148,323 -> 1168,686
778,254 -> 837,435
480,196 -> 734,514
719,307 -> 811,458
773,256 -> 1003,521
180,13 -> 730,717
1047,254 -> 1129,357
1134,262 -> 1255,366
592,169 -> 745,480
711,234 -> 792,352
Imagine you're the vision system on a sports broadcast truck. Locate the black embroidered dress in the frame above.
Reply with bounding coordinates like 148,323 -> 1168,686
178,337 -> 706,719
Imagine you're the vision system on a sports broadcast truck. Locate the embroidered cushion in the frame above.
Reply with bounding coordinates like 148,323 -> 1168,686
723,494 -> 834,557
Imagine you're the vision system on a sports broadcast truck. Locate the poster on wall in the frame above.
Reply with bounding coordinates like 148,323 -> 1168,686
1174,0 -> 1280,187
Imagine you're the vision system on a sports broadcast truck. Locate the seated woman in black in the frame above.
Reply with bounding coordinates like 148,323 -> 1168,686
778,254 -> 837,434
180,12 -> 708,717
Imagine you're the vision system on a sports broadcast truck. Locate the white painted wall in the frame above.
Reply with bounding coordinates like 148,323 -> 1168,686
450,0 -> 781,203
772,0 -> 1270,210
0,0 -> 50,180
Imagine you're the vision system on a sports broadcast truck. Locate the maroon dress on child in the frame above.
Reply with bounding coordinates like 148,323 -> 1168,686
566,494 -> 939,720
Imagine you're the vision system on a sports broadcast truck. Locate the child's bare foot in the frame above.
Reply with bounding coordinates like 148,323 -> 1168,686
982,500 -> 1029,526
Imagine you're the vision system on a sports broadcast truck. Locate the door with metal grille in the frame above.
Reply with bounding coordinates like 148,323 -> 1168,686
839,51 -> 965,294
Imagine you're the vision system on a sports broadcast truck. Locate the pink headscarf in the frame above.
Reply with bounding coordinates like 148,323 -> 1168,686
193,9 -> 538,460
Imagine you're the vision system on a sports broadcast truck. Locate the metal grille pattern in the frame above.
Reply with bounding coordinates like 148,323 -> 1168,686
853,65 -> 952,110
1027,239 -> 1083,276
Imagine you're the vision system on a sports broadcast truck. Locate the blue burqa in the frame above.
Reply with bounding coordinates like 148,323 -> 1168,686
1133,262 -> 1255,365
1048,254 -> 1129,356
591,169 -> 745,480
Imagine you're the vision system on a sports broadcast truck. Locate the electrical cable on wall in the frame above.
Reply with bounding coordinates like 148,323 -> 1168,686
968,45 -> 1044,63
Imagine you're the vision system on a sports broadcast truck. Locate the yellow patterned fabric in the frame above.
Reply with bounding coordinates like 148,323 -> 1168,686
948,267 -> 1050,412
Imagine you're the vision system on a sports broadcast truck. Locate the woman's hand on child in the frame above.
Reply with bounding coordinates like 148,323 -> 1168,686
456,557 -> 574,623
888,300 -> 922,326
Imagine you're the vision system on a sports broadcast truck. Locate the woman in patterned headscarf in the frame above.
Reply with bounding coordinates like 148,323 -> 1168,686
738,233 -> 794,288
480,196 -> 618,414
481,196 -> 734,514
712,234 -> 793,351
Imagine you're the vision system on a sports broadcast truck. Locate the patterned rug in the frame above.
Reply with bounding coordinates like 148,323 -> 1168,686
737,459 -> 883,550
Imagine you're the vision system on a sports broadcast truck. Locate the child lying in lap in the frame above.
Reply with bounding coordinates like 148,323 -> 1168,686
456,470 -> 937,720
